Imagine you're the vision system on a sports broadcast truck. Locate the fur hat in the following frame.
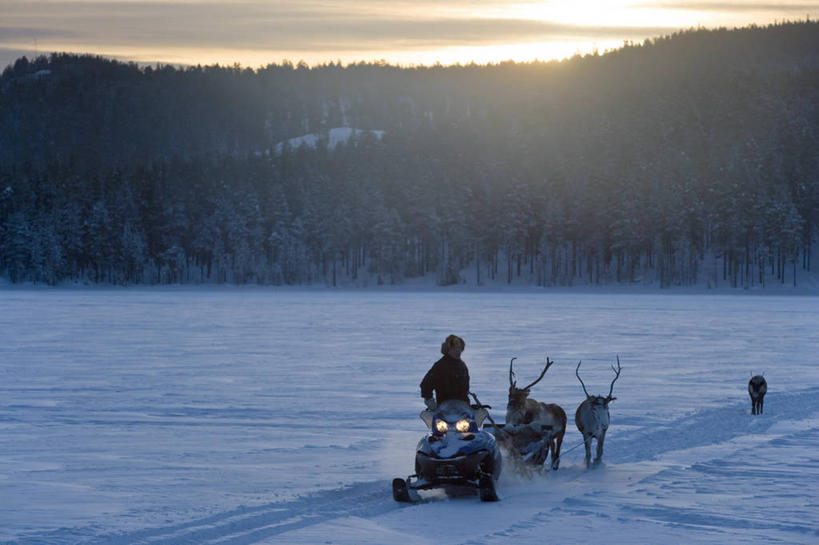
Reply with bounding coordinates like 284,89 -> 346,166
441,334 -> 465,355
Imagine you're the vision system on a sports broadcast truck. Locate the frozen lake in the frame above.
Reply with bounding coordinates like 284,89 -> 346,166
1,288 -> 818,544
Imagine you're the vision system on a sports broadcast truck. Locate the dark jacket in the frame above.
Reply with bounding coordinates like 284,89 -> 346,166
420,354 -> 470,404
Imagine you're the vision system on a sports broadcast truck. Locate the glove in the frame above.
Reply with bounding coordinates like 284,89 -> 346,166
424,398 -> 437,411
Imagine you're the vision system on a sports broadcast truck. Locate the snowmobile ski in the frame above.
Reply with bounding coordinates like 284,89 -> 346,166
478,474 -> 499,502
392,478 -> 421,503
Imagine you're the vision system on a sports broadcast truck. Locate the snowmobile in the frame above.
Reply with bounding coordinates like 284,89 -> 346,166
392,399 -> 502,502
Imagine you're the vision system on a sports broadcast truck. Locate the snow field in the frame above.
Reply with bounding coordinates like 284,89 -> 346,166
0,288 -> 817,544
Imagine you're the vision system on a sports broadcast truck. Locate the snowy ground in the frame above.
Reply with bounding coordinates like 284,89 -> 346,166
0,288 -> 817,544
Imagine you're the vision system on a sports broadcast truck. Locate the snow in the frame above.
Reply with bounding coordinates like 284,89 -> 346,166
274,127 -> 385,154
1,288 -> 818,544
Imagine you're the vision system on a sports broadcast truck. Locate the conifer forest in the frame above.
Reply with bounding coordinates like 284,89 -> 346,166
1,22 -> 817,287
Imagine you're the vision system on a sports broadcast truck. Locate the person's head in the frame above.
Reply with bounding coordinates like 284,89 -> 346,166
441,334 -> 465,358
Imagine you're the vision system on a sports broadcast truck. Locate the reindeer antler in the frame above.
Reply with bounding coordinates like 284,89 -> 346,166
607,355 -> 622,400
509,357 -> 517,387
522,357 -> 554,390
575,360 -> 591,397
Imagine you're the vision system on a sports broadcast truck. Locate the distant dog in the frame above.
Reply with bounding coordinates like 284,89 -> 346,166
748,375 -> 767,415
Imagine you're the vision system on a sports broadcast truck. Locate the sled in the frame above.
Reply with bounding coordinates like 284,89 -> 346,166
485,422 -> 555,470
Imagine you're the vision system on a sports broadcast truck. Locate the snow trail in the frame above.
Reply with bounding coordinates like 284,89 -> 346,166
5,482 -> 395,545
9,387 -> 816,545
609,386 -> 819,463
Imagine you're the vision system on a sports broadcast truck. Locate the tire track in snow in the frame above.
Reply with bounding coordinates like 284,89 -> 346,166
9,388 -> 818,545
3,481 -> 398,545
110,481 -> 397,545
459,387 -> 819,545
607,386 -> 819,464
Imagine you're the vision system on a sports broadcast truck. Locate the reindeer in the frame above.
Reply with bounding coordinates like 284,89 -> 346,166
506,357 -> 567,470
574,357 -> 621,468
748,374 -> 767,415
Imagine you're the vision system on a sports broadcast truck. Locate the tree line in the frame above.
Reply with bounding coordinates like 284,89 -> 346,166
1,21 -> 817,288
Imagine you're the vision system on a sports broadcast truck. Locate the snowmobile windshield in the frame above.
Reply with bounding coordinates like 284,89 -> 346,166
420,400 -> 488,431
437,400 -> 473,420
421,400 -> 482,434
437,400 -> 489,429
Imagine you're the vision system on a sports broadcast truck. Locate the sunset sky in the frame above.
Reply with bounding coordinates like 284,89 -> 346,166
1,1 -> 818,69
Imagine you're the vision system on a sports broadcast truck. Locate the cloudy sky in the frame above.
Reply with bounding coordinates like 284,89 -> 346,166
1,0 -> 817,69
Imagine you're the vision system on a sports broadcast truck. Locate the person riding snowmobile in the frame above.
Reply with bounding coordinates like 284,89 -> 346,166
420,334 -> 469,411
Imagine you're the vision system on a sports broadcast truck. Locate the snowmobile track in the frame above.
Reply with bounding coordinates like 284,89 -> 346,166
6,387 -> 818,545
5,481 -> 398,545
115,482 -> 397,545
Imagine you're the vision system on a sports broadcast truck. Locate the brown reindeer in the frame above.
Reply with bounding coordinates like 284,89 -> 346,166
506,357 -> 567,470
575,357 -> 621,468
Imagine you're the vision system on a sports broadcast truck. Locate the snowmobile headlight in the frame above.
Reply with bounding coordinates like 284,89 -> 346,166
435,419 -> 449,433
455,419 -> 471,432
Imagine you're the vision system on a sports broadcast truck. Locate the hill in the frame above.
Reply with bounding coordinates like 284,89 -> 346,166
1,22 -> 817,288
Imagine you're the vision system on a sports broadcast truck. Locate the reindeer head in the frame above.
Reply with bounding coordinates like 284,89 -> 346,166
507,357 -> 553,423
575,357 -> 621,435
748,374 -> 767,399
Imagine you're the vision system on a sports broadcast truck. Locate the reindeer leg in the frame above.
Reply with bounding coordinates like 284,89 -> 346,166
531,435 -> 549,466
583,434 -> 592,468
551,430 -> 564,470
536,443 -> 549,467
593,431 -> 605,465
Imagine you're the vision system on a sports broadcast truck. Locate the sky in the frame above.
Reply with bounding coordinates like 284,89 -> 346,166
1,0 -> 818,69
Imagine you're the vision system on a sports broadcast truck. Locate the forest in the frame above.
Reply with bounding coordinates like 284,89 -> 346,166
1,21 -> 817,287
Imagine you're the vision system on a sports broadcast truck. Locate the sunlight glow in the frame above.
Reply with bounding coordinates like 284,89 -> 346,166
502,1 -> 651,26
0,39 -> 627,68
1,0 -> 817,68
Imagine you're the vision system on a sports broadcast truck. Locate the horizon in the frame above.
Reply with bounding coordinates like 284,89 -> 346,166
2,1 -> 818,71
